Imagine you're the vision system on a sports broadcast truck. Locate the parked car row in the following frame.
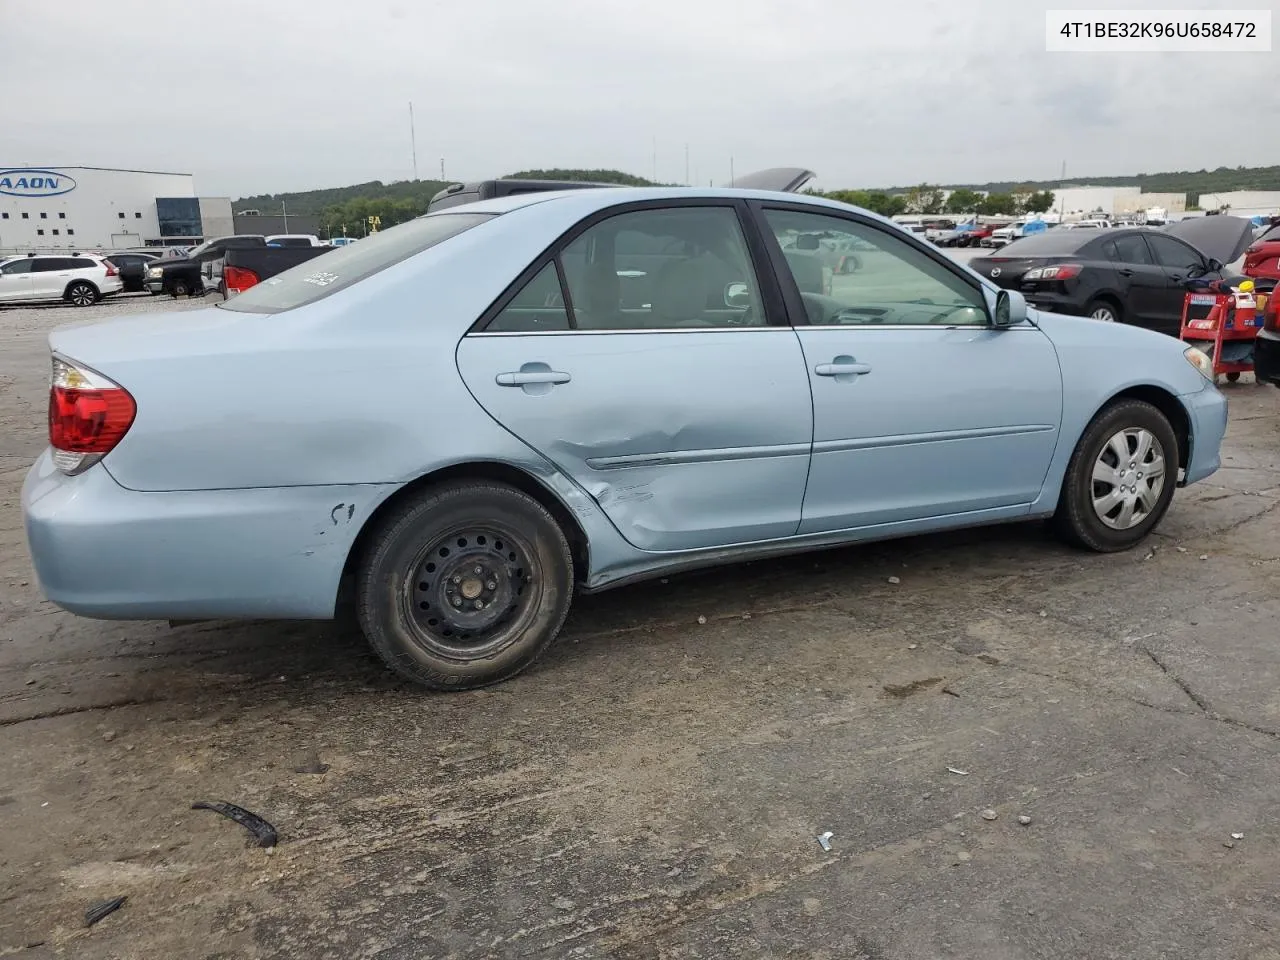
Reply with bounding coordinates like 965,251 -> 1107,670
971,216 -> 1261,337
0,233 -> 354,308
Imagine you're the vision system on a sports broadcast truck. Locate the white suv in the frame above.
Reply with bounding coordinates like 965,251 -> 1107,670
0,253 -> 124,307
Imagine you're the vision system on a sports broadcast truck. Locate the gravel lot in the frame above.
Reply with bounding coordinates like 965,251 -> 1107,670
2,290 -> 1280,959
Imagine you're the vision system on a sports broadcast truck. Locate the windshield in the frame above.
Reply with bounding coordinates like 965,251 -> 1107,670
219,212 -> 495,314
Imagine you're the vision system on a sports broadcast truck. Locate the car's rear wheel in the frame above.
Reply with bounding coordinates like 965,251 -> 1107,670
1086,298 -> 1120,323
66,282 -> 98,307
356,482 -> 574,691
1053,399 -> 1178,552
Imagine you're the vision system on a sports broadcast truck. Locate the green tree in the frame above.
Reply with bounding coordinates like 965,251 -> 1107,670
977,192 -> 1019,216
1022,190 -> 1055,214
945,188 -> 983,214
903,183 -> 946,215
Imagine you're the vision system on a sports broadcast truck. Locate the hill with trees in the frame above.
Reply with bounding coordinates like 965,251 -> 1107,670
234,169 -> 655,238
234,163 -> 1280,236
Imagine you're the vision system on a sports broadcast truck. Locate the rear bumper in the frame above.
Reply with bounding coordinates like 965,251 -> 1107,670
1254,330 -> 1280,385
1180,384 -> 1228,485
22,450 -> 394,620
1022,292 -> 1083,315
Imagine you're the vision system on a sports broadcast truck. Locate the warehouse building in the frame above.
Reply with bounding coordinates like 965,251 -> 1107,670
0,166 -> 233,255
1197,191 -> 1280,218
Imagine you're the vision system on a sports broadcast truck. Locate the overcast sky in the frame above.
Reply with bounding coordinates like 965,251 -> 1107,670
1,0 -> 1275,197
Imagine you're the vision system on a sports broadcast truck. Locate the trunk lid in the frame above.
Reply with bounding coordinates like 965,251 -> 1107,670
1165,215 -> 1256,265
968,256 -> 1049,289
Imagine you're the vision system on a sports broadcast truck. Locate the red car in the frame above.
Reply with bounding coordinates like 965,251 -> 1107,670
1244,222 -> 1280,280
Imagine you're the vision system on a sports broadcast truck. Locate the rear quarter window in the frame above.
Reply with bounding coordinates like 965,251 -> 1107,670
219,212 -> 494,314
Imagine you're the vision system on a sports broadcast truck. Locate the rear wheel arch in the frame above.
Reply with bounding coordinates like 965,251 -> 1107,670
338,461 -> 590,608
64,279 -> 100,301
1084,293 -> 1123,322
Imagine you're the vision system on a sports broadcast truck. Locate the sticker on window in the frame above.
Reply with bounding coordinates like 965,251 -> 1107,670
302,271 -> 339,287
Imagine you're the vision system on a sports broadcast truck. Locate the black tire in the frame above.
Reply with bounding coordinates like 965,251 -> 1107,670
1053,399 -> 1179,552
1226,371 -> 1241,383
1084,298 -> 1121,323
356,482 -> 574,691
65,281 -> 99,307
170,279 -> 190,297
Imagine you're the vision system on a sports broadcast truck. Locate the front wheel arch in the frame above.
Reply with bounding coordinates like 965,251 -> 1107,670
337,461 -> 590,612
1089,385 -> 1190,477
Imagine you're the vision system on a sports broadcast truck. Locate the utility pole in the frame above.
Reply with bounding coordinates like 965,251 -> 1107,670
651,136 -> 657,183
684,143 -> 689,186
282,200 -> 288,234
729,156 -> 735,185
440,158 -> 445,180
409,101 -> 419,181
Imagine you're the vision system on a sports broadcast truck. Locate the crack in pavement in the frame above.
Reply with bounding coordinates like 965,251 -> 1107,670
1138,643 -> 1280,742
0,695 -> 168,727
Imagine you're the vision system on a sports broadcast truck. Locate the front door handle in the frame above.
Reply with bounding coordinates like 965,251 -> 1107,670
814,356 -> 872,378
1118,268 -> 1134,277
495,362 -> 571,396
496,370 -> 571,387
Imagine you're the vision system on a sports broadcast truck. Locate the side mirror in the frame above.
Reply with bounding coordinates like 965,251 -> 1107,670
993,289 -> 1027,328
795,234 -> 820,251
725,281 -> 752,308
1207,258 -> 1224,272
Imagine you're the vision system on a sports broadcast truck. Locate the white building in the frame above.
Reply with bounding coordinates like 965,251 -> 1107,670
1197,191 -> 1280,218
0,166 -> 234,254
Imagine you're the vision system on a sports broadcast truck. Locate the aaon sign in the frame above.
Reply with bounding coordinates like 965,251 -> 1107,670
0,169 -> 77,198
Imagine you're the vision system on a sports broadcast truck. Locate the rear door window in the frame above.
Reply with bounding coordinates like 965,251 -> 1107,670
1104,234 -> 1154,264
220,212 -> 494,314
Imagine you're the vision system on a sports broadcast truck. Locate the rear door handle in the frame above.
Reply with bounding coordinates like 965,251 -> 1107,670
815,359 -> 872,377
496,370 -> 571,386
1118,268 -> 1134,277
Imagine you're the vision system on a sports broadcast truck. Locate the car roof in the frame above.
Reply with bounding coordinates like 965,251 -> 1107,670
422,185 -> 903,224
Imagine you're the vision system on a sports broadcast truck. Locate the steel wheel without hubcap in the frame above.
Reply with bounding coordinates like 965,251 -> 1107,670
1090,427 -> 1166,530
68,283 -> 96,307
357,481 -> 574,690
403,524 -> 538,660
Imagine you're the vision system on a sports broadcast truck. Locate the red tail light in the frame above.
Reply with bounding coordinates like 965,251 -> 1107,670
103,259 -> 119,277
1025,263 -> 1082,281
48,356 -> 136,475
1263,294 -> 1279,333
223,265 -> 260,295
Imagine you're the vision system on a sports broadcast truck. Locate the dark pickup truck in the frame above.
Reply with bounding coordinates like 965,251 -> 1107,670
146,235 -> 268,297
144,235 -> 334,298
215,245 -> 334,298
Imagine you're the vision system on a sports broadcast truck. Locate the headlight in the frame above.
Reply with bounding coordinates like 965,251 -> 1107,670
1184,346 -> 1214,380
147,266 -> 162,277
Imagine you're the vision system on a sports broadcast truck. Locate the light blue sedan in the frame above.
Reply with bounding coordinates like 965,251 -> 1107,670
23,179 -> 1227,690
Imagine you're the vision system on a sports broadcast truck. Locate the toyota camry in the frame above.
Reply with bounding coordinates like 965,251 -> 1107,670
24,175 -> 1228,690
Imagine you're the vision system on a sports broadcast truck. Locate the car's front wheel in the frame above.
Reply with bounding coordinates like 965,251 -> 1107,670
356,482 -> 574,690
1053,399 -> 1178,552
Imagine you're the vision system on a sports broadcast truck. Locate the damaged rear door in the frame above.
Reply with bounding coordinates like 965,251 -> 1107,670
456,199 -> 814,553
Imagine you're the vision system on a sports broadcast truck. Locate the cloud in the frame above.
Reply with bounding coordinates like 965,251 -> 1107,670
0,0 -> 1274,195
